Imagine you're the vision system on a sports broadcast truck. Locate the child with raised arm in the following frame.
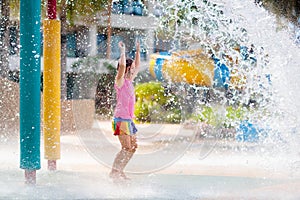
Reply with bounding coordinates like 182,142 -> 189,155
110,41 -> 140,181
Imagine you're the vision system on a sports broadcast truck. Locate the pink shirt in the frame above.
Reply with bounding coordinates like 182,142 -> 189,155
114,79 -> 135,119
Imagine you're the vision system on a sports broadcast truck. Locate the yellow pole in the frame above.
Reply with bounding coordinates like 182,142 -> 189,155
43,19 -> 61,170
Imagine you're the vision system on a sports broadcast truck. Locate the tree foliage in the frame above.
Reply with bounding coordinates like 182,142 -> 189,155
258,0 -> 300,24
62,0 -> 109,20
9,0 -> 109,21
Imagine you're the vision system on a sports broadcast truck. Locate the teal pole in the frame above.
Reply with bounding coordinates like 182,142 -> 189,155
19,0 -> 42,184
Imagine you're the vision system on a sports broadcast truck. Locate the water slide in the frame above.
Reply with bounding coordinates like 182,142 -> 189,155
149,49 -> 245,89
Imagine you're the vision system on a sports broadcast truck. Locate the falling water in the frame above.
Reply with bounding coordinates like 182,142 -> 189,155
151,0 -> 300,173
1,0 -> 299,199
74,0 -> 300,177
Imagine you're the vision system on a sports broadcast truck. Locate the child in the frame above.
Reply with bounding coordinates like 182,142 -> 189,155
110,40 -> 140,180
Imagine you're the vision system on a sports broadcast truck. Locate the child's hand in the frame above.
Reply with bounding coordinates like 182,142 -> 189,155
119,41 -> 125,54
136,41 -> 140,52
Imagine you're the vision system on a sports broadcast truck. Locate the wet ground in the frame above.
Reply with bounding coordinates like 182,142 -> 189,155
0,120 -> 299,199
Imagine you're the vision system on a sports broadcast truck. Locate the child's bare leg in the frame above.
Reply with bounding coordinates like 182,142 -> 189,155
118,135 -> 137,178
110,134 -> 137,179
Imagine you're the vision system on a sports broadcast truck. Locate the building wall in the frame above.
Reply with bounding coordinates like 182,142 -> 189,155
0,78 -> 95,133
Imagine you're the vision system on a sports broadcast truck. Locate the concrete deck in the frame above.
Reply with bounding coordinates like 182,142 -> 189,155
0,120 -> 299,199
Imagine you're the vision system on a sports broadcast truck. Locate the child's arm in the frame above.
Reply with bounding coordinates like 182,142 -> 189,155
115,41 -> 126,87
131,41 -> 140,80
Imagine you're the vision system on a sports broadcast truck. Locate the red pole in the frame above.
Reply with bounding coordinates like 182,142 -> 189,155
47,0 -> 57,19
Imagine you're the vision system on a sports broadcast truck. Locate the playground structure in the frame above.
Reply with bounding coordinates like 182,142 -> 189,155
43,14 -> 61,171
149,49 -> 247,90
15,0 -> 99,185
149,48 -> 268,142
19,0 -> 61,184
19,0 -> 42,184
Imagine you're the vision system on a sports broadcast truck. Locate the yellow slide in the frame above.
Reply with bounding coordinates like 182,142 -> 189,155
149,49 -> 246,89
149,49 -> 215,86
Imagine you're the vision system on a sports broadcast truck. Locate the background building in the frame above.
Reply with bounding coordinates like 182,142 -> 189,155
6,0 -> 173,72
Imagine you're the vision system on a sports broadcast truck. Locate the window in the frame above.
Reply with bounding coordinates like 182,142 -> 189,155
67,33 -> 77,58
112,0 -> 145,16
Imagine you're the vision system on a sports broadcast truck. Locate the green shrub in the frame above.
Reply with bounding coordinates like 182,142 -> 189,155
134,82 -> 181,123
194,105 -> 247,128
224,106 -> 246,128
134,100 -> 150,122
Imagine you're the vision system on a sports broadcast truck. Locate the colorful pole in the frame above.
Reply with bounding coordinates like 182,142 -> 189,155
47,0 -> 57,19
43,0 -> 61,170
19,0 -> 42,184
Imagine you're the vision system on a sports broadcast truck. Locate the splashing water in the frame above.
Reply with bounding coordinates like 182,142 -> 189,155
75,0 -> 300,178
1,0 -> 300,199
68,2 -> 300,190
158,0 -> 299,138
145,1 -> 300,181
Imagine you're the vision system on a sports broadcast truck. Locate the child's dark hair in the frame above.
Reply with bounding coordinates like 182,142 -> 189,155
117,58 -> 133,71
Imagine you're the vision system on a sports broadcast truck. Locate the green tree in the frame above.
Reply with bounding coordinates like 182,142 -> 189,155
259,0 -> 300,25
